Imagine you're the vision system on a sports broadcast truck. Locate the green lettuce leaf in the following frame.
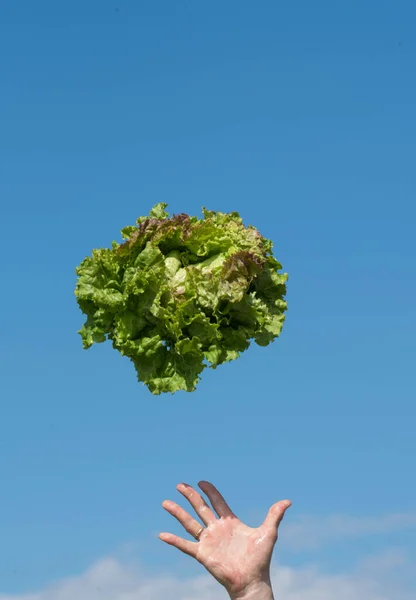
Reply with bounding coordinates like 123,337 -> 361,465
75,203 -> 288,394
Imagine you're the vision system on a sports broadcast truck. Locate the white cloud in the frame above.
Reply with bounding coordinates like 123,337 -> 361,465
0,551 -> 414,600
2,511 -> 415,600
282,511 -> 416,550
0,560 -> 220,600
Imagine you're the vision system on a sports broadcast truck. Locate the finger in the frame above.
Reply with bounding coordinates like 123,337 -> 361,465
158,532 -> 197,558
162,500 -> 204,539
177,483 -> 216,525
198,481 -> 235,519
262,500 -> 292,533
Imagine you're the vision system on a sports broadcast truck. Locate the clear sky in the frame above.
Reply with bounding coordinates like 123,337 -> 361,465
0,1 -> 415,598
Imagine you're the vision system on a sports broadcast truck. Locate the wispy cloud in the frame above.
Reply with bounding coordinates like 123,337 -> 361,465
1,511 -> 415,599
282,511 -> 416,550
0,551 -> 414,600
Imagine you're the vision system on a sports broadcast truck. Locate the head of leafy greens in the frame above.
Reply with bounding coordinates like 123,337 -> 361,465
75,204 -> 288,394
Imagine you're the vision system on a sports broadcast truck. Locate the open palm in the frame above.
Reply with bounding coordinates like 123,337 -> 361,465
159,481 -> 291,598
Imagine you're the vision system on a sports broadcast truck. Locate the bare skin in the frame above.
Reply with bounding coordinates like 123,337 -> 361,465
159,481 -> 291,600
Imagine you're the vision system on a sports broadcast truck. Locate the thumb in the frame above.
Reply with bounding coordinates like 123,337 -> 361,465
262,499 -> 292,533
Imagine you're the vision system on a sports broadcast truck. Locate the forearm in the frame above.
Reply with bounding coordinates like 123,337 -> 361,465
229,580 -> 274,600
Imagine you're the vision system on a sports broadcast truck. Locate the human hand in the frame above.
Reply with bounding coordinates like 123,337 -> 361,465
159,481 -> 291,600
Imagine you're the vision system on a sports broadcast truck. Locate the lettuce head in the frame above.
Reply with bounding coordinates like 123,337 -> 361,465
75,204 -> 288,394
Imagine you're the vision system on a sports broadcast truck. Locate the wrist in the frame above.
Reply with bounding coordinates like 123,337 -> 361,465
229,579 -> 274,600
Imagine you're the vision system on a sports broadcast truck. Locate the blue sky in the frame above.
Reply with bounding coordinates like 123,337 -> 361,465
1,1 -> 415,597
